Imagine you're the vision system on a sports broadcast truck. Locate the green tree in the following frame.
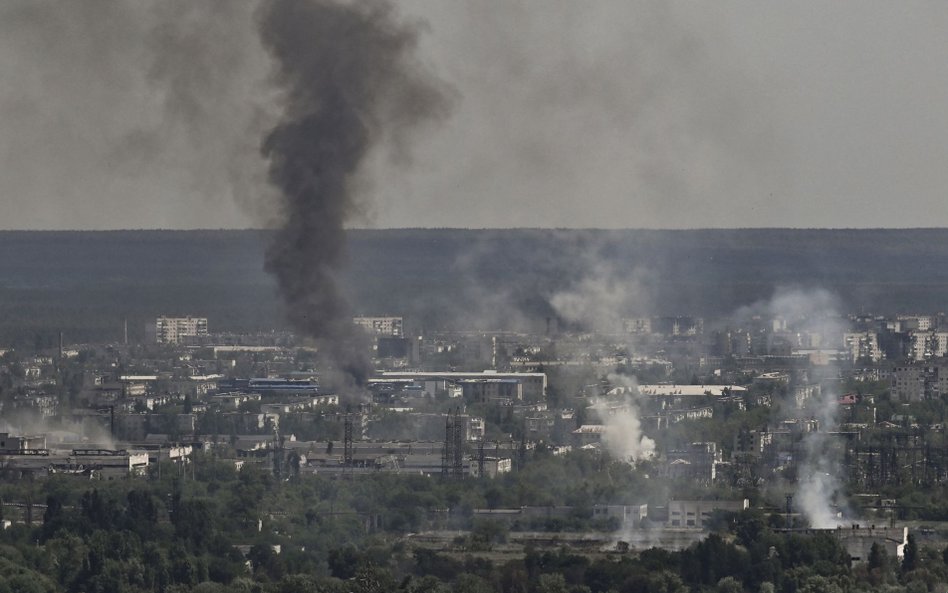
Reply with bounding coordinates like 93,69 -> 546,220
174,499 -> 214,550
407,575 -> 451,593
903,534 -> 919,573
328,546 -> 361,580
248,544 -> 284,581
453,573 -> 494,593
536,573 -> 569,593
352,565 -> 396,593
715,576 -> 742,593
869,542 -> 887,571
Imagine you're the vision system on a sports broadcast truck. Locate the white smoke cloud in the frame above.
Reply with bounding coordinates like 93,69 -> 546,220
736,286 -> 849,528
550,262 -> 651,333
731,286 -> 846,346
796,434 -> 842,529
591,372 -> 655,463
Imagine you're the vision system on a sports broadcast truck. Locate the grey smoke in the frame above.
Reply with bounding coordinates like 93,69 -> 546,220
0,0 -> 274,228
596,372 -> 656,462
732,287 -> 849,528
0,0 -> 450,385
550,262 -> 652,334
0,2 -> 785,230
257,0 -> 451,386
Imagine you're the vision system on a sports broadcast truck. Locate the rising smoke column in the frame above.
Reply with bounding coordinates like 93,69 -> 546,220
597,373 -> 656,462
257,0 -> 450,386
732,287 -> 849,527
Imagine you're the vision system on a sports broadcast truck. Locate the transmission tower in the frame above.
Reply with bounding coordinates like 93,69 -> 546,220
441,414 -> 453,478
343,413 -> 354,470
452,408 -> 464,478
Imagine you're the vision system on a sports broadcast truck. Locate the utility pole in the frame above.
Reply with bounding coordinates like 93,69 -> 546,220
785,494 -> 793,531
478,439 -> 486,478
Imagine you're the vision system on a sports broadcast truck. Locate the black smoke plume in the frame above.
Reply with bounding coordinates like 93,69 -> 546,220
257,0 -> 450,388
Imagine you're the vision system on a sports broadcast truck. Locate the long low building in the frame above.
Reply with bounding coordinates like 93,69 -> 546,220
0,447 -> 151,479
634,385 -> 747,397
376,371 -> 547,402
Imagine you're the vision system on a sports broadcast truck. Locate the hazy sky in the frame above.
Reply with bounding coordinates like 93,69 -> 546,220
1,1 -> 947,230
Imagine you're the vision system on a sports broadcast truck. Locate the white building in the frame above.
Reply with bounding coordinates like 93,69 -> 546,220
153,316 -> 208,344
353,316 -> 404,337
622,317 -> 652,334
843,332 -> 883,364
909,331 -> 948,361
667,499 -> 749,528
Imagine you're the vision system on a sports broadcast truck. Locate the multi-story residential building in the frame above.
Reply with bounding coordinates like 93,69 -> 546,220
353,316 -> 404,337
909,331 -> 948,360
665,442 -> 721,484
622,317 -> 652,334
891,362 -> 948,402
153,316 -> 208,344
899,315 -> 934,332
843,331 -> 883,364
791,383 -> 822,408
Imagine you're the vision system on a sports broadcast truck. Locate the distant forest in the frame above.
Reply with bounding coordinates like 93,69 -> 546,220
1,228 -> 947,346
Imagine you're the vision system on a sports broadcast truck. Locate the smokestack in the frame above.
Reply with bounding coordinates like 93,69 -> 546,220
256,0 -> 450,391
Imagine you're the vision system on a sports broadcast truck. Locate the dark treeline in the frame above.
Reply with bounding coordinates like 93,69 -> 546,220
0,449 -> 939,593
3,229 -> 948,346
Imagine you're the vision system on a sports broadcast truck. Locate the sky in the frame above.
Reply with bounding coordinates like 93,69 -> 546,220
1,1 -> 947,230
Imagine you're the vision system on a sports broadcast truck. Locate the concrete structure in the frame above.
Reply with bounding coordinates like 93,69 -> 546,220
378,371 -> 547,402
572,425 -> 605,447
153,316 -> 208,344
891,362 -> 948,402
892,365 -> 926,401
784,526 -> 908,564
469,456 -> 511,478
909,331 -> 948,360
459,378 -> 522,403
843,332 -> 883,364
636,385 -> 747,397
622,317 -> 652,334
45,449 -> 150,479
353,316 -> 404,337
791,383 -> 822,408
840,526 -> 908,564
665,442 -> 721,484
644,406 -> 714,430
0,434 -> 47,452
666,499 -> 749,528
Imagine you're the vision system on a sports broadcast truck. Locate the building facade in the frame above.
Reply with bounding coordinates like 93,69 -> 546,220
154,316 -> 208,344
353,316 -> 404,337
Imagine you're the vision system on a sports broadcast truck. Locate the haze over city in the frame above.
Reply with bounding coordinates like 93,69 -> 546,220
2,1 -> 947,229
4,3 -> 948,593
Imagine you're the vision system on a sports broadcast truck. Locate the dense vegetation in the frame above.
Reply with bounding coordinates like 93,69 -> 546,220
0,449 -> 943,593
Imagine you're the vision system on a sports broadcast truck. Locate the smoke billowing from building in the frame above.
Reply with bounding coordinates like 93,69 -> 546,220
595,373 -> 656,463
734,286 -> 849,527
256,0 -> 451,387
550,262 -> 651,334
